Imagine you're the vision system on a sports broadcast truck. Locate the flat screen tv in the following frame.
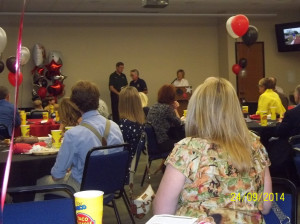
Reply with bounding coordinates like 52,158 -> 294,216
275,22 -> 300,52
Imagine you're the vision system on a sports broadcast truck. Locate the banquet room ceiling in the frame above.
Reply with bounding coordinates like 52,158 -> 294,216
0,0 -> 299,15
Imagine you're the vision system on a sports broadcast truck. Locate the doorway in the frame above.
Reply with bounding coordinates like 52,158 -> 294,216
236,42 -> 265,102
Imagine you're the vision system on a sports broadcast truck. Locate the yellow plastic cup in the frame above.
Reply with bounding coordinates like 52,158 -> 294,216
21,125 -> 30,137
242,106 -> 248,114
42,112 -> 49,120
55,111 -> 60,122
51,130 -> 62,149
270,107 -> 277,120
183,110 -> 187,117
20,112 -> 27,125
260,111 -> 268,126
74,190 -> 104,224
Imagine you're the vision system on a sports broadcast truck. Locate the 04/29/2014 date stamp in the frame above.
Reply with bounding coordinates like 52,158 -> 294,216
231,193 -> 285,202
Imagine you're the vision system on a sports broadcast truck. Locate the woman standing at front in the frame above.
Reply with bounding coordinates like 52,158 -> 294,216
154,77 -> 272,223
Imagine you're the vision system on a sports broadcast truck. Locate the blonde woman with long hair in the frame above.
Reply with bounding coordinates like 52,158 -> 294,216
119,86 -> 145,180
154,77 -> 272,223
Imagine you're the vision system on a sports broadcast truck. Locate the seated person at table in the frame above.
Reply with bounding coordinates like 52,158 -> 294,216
139,92 -> 149,117
256,77 -> 285,117
44,96 -> 59,112
118,86 -> 145,178
269,76 -> 289,111
153,77 -> 272,223
31,96 -> 44,111
35,81 -> 124,200
147,84 -> 183,154
173,69 -> 189,87
275,84 -> 300,138
98,98 -> 110,118
58,97 -> 82,131
0,86 -> 21,137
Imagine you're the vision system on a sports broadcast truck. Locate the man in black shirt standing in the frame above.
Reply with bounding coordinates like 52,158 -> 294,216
129,69 -> 148,94
109,62 -> 128,123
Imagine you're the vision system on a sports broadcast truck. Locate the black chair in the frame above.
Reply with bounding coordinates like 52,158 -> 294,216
289,135 -> 300,177
0,123 -> 10,140
30,110 -> 48,119
3,184 -> 76,224
81,143 -> 135,224
264,177 -> 298,224
141,123 -> 169,187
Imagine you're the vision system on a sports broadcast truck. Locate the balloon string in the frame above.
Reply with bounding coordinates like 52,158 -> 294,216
0,0 -> 26,219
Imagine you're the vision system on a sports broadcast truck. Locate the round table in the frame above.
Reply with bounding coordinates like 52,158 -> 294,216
15,119 -> 60,137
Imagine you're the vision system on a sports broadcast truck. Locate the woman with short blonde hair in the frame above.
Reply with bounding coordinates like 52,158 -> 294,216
154,77 -> 272,223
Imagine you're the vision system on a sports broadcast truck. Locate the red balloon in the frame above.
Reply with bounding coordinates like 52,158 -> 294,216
8,72 -> 23,87
232,64 -> 242,75
37,87 -> 47,99
231,14 -> 249,37
46,59 -> 62,73
48,81 -> 64,96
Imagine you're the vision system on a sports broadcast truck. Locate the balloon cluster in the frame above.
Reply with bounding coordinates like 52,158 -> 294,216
31,43 -> 66,100
6,47 -> 30,86
226,14 -> 259,77
0,27 -> 30,86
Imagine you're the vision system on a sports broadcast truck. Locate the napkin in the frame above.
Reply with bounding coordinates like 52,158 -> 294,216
146,215 -> 198,224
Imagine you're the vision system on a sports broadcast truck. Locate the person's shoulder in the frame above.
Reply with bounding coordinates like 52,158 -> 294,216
109,72 -> 117,77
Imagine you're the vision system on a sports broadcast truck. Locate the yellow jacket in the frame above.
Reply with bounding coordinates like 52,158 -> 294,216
256,89 -> 286,117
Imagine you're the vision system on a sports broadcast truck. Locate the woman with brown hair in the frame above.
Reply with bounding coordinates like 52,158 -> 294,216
147,84 -> 183,153
153,77 -> 272,223
58,97 -> 82,131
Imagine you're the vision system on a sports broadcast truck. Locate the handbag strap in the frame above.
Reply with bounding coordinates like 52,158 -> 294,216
271,201 -> 291,224
80,119 -> 111,146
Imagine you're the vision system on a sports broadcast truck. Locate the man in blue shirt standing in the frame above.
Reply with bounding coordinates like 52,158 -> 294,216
0,86 -> 20,137
35,81 -> 124,200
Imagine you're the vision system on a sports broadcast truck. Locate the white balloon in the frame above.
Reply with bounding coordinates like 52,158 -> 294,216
226,16 -> 239,39
20,46 -> 30,65
0,27 -> 7,53
48,51 -> 62,64
33,43 -> 45,66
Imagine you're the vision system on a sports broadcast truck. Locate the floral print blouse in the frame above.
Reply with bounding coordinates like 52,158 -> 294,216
166,132 -> 270,224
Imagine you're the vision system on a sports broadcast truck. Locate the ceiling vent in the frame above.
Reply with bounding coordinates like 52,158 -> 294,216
142,0 -> 169,8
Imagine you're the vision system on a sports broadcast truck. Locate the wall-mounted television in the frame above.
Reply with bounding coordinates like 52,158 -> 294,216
275,22 -> 300,52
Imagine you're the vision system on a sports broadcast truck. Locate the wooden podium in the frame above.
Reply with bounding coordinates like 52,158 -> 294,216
175,86 -> 192,117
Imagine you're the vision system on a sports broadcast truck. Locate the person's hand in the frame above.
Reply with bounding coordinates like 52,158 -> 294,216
277,118 -> 283,123
172,101 -> 180,109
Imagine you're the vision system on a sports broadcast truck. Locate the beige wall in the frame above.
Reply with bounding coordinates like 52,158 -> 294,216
0,17 -> 219,110
0,14 -> 299,111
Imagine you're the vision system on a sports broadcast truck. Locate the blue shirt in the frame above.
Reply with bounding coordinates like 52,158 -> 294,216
0,99 -> 21,136
51,110 -> 124,184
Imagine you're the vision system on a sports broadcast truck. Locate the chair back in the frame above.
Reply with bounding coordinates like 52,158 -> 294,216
30,110 -> 48,119
133,132 -> 146,171
264,177 -> 297,224
4,184 -> 76,224
144,123 -> 160,155
80,143 -> 130,195
0,123 -> 10,139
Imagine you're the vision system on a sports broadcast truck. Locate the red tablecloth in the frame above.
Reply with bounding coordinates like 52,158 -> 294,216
15,119 -> 60,137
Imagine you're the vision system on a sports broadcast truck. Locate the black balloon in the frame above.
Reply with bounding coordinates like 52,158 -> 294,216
242,26 -> 258,46
0,61 -> 4,73
6,56 -> 16,73
41,79 -> 48,88
239,58 -> 247,68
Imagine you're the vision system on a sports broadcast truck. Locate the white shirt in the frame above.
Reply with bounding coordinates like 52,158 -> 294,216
173,78 -> 189,87
275,86 -> 284,94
